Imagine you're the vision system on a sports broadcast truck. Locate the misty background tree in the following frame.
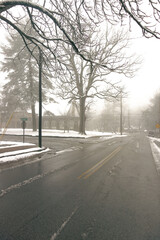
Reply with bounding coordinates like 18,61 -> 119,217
0,32 -> 54,131
142,91 -> 160,133
54,28 -> 139,134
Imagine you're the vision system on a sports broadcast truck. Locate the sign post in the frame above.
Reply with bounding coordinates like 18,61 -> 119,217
21,118 -> 28,143
39,47 -> 42,148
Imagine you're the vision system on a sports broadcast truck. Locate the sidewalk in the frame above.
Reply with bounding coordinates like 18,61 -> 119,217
0,143 -> 36,154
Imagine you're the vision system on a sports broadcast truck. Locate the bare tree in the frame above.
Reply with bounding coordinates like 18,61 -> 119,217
0,0 -> 93,65
54,28 -> 139,134
0,0 -> 160,65
92,0 -> 160,39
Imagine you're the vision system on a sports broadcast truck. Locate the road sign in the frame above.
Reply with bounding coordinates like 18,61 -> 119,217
20,117 -> 28,121
156,123 -> 160,129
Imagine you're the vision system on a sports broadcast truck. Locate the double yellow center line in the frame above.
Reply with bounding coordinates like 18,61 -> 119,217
78,146 -> 122,180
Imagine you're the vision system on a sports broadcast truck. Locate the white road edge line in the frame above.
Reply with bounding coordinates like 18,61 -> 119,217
0,173 -> 44,198
56,146 -> 82,155
50,207 -> 78,240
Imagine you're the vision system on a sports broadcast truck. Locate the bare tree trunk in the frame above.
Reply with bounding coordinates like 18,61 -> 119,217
31,102 -> 37,131
79,97 -> 86,135
29,61 -> 37,131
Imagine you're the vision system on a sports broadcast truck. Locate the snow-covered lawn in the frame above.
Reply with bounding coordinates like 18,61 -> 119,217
1,128 -> 120,138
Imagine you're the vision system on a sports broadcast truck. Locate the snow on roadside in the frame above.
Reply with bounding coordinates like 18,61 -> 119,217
0,147 -> 49,163
149,137 -> 160,173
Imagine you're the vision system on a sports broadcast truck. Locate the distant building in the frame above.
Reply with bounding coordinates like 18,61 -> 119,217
0,111 -> 33,129
0,102 -> 79,131
42,101 -> 79,131
43,114 -> 79,131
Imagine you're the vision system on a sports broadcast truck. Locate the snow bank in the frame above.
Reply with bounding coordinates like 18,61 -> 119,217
0,147 -> 49,163
149,137 -> 160,172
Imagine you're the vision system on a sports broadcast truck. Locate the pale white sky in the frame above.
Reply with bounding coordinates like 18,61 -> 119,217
123,35 -> 160,110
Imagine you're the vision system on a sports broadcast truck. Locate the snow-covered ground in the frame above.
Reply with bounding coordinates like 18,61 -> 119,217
149,137 -> 160,174
0,147 -> 49,164
1,128 -> 119,138
0,139 -> 49,164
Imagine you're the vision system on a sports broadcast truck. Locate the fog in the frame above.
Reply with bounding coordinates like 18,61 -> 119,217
0,17 -> 160,135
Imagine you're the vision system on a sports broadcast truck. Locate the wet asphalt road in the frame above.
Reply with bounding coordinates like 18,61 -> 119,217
0,133 -> 160,240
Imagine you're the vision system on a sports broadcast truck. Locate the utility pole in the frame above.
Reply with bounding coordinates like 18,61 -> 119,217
39,47 -> 42,148
159,95 -> 160,136
128,108 -> 130,131
120,89 -> 123,135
